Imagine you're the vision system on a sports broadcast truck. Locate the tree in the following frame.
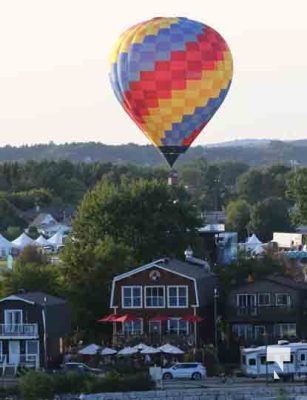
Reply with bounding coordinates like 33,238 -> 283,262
64,179 -> 200,264
61,179 -> 200,335
226,199 -> 251,241
249,197 -> 292,241
287,168 -> 307,224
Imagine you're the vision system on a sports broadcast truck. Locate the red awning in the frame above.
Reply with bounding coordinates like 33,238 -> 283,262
97,314 -> 118,322
149,315 -> 169,322
114,314 -> 138,322
181,315 -> 203,322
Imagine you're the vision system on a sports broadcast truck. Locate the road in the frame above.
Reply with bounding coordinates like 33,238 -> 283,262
160,376 -> 307,390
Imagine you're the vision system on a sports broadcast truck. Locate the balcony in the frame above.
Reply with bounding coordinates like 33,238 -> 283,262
226,306 -> 298,322
0,324 -> 38,338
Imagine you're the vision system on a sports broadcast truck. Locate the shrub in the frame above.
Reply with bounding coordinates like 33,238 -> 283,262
19,371 -> 54,400
52,372 -> 90,394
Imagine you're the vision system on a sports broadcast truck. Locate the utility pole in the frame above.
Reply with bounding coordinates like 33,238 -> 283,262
214,288 -> 219,353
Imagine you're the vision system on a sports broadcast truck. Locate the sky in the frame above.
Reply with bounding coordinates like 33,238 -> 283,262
1,0 -> 307,147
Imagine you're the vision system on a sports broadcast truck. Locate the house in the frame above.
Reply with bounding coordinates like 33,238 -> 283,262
108,257 -> 218,347
225,275 -> 307,346
29,213 -> 58,229
0,291 -> 71,374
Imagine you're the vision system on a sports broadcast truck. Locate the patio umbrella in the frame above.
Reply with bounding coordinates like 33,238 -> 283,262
149,315 -> 169,322
97,314 -> 118,322
140,346 -> 160,354
181,315 -> 203,323
101,347 -> 117,356
133,343 -> 149,351
117,346 -> 138,356
159,343 -> 184,355
78,344 -> 101,355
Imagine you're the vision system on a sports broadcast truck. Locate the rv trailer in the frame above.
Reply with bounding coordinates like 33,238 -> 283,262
241,340 -> 307,381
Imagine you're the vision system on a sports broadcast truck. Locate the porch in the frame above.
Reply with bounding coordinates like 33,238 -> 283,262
0,324 -> 38,338
0,354 -> 39,376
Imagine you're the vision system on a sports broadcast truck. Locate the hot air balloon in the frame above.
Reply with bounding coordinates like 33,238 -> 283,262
109,17 -> 233,167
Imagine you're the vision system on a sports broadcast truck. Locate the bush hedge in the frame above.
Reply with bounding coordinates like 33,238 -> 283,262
19,370 -> 154,398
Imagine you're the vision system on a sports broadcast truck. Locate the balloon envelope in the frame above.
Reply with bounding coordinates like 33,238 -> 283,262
109,17 -> 233,167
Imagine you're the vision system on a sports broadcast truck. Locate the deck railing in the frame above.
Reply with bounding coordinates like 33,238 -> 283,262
0,324 -> 38,337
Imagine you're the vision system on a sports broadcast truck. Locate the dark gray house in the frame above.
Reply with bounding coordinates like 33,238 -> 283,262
0,291 -> 70,374
226,275 -> 307,345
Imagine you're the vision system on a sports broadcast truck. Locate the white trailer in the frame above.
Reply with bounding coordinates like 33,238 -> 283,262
240,341 -> 307,381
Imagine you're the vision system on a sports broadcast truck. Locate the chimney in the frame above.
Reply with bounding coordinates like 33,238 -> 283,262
168,169 -> 178,186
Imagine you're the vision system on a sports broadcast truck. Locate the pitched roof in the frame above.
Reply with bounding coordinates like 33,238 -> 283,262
111,257 -> 217,308
29,213 -> 57,227
265,275 -> 307,290
1,291 -> 67,306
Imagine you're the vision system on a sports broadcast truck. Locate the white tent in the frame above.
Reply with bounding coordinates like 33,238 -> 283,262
34,235 -> 50,247
0,234 -> 13,257
117,346 -> 138,356
47,231 -> 64,249
11,233 -> 34,249
101,347 -> 117,356
245,234 -> 263,251
159,343 -> 184,354
78,344 -> 101,355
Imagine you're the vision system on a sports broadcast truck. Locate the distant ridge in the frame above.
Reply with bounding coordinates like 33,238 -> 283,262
0,139 -> 306,167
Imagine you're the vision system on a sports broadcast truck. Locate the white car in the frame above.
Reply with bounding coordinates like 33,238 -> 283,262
162,362 -> 207,380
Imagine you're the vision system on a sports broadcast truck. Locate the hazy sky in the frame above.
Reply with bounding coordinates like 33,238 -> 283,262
1,0 -> 307,147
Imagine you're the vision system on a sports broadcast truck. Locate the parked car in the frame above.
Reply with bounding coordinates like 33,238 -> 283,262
162,362 -> 207,380
61,362 -> 104,376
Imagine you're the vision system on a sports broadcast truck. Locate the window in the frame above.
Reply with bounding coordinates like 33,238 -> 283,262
274,323 -> 296,337
248,358 -> 256,366
301,354 -> 306,361
167,286 -> 188,308
167,318 -> 189,335
236,294 -> 257,315
26,340 -> 39,362
145,286 -> 165,308
258,293 -> 270,306
275,293 -> 291,306
232,324 -> 253,340
122,318 -> 143,335
122,286 -> 142,308
4,310 -> 22,325
242,355 -> 246,365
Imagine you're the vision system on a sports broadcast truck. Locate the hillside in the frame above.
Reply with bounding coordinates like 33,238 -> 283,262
0,139 -> 306,166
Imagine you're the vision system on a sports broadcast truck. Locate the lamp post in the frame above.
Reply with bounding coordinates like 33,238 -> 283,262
112,306 -> 118,346
213,288 -> 219,352
43,296 -> 47,370
191,305 -> 198,348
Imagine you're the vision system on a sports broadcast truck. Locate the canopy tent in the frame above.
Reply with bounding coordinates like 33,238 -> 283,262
47,231 -> 64,249
78,344 -> 101,355
97,314 -> 118,323
11,233 -> 34,249
117,347 -> 138,356
149,315 -> 169,322
159,343 -> 184,354
0,234 -> 14,256
101,347 -> 117,356
34,235 -> 50,247
244,234 -> 264,253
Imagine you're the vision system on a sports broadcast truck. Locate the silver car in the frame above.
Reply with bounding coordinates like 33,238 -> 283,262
162,362 -> 207,380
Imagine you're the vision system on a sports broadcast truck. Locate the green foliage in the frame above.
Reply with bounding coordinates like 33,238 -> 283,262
249,197 -> 292,241
1,262 -> 63,297
226,199 -> 251,240
214,254 -> 284,298
52,371 -> 90,394
5,226 -> 22,240
287,168 -> 307,224
19,370 -> 54,400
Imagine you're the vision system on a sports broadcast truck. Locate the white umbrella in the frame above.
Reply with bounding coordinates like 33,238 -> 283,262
133,343 -> 148,351
159,343 -> 184,354
117,346 -> 138,356
140,346 -> 160,354
78,344 -> 101,355
101,347 -> 117,356
34,235 -> 50,247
